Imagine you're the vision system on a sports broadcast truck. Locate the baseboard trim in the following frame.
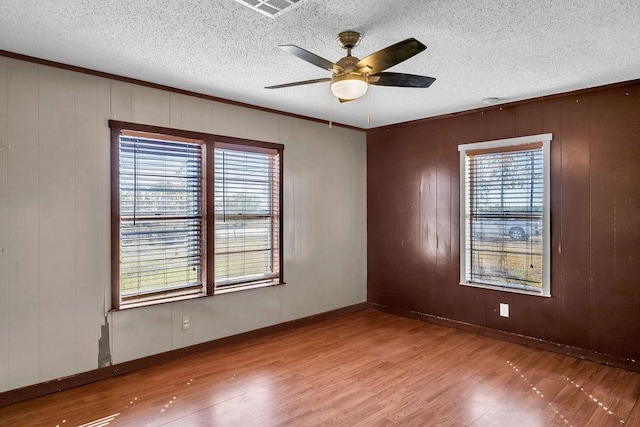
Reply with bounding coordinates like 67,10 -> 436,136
0,302 -> 368,408
370,303 -> 640,373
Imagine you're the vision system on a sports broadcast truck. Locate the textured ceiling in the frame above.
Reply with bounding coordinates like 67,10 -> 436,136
1,0 -> 640,129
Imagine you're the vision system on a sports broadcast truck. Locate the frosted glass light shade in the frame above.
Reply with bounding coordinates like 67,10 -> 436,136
330,74 -> 368,100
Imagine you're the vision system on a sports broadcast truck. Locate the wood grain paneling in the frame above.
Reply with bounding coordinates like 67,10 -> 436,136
589,86 -> 640,358
277,119 -> 366,322
485,106 -> 516,141
6,60 -> 40,390
368,127 -> 425,311
74,73 -> 101,374
556,96 -> 590,349
368,82 -> 640,362
0,57 -> 9,391
227,103 -> 279,143
539,98 -> 564,343
38,66 -> 77,382
172,94 -> 206,134
111,304 -> 173,364
131,85 -> 171,127
95,77 -> 111,337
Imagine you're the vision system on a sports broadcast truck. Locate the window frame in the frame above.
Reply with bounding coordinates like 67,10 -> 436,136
213,141 -> 282,292
110,120 -> 284,310
458,133 -> 552,297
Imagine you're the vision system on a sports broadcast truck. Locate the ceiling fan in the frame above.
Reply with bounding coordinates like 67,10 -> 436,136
265,31 -> 436,102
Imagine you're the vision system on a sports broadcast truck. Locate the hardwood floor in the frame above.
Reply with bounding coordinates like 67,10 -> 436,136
1,309 -> 640,426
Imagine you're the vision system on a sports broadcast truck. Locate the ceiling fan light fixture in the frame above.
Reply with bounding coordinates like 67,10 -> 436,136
266,32 -> 436,103
330,73 -> 368,100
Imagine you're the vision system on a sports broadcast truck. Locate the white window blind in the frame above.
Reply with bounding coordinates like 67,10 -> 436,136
467,146 -> 543,291
214,146 -> 280,289
119,135 -> 204,303
459,134 -> 551,296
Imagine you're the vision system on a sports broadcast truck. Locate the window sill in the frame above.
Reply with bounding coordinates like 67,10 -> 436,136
112,281 -> 286,312
460,281 -> 551,297
113,292 -> 206,311
215,280 -> 286,295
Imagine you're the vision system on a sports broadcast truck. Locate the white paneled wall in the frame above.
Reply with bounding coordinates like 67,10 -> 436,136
0,57 -> 367,392
0,56 -> 8,390
6,59 -> 41,388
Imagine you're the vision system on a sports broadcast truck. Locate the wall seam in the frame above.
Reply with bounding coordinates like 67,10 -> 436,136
36,63 -> 42,384
587,89 -> 593,348
73,75 -> 78,373
2,57 -> 9,391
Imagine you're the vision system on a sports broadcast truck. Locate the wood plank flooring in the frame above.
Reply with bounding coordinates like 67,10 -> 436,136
1,309 -> 640,426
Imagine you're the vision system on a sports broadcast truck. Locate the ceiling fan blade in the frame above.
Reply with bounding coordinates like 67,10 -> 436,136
279,45 -> 344,73
356,38 -> 427,75
265,77 -> 331,89
369,72 -> 436,88
338,98 -> 355,103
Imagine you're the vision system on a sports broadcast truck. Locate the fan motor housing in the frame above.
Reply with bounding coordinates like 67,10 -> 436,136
335,55 -> 361,75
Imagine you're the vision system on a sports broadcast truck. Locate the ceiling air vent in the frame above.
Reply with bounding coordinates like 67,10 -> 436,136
234,0 -> 304,18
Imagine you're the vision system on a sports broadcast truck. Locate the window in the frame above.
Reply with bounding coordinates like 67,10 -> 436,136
459,134 -> 552,296
214,143 -> 281,290
117,132 -> 205,305
110,121 -> 284,309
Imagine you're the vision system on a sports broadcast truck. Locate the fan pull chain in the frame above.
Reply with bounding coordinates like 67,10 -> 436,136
367,89 -> 371,124
328,92 -> 333,128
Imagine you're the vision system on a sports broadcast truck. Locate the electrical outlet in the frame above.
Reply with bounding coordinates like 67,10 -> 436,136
500,303 -> 509,318
182,316 -> 190,331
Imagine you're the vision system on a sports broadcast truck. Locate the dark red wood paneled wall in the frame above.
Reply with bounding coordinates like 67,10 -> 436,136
367,83 -> 640,360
